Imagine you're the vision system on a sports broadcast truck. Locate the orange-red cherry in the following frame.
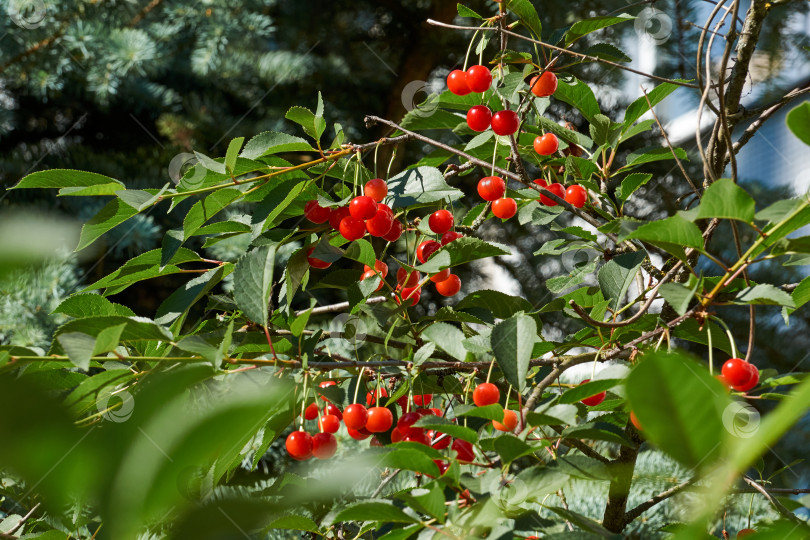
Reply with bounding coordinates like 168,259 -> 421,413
447,69 -> 471,96
307,247 -> 331,269
343,404 -> 369,430
286,430 -> 313,460
467,105 -> 492,132
534,133 -> 559,156
366,406 -> 394,433
465,65 -> 492,93
304,200 -> 331,223
473,383 -> 500,406
491,197 -> 517,219
580,379 -> 606,407
429,209 -> 454,234
364,178 -> 388,202
435,274 -> 461,297
565,185 -> 588,208
530,71 -> 558,97
478,176 -> 506,201
312,432 -> 337,459
491,110 -> 519,136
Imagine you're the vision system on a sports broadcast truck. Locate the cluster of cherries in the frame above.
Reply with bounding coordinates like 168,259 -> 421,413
285,382 -> 476,473
719,357 -> 760,392
471,382 -> 518,431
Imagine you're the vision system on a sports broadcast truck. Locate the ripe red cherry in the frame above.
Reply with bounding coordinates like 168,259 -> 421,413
477,176 -> 506,201
304,200 -> 331,223
339,216 -> 366,241
429,407 -> 442,417
441,231 -> 463,245
466,105 -> 492,132
285,431 -> 313,460
382,219 -> 403,242
325,403 -> 342,420
366,406 -> 394,433
435,274 -> 461,297
429,431 -> 451,450
473,383 -> 500,406
530,71 -> 558,97
413,394 -> 432,406
733,364 -> 759,392
303,402 -> 319,420
396,285 -> 421,306
364,178 -> 388,202
452,439 -> 475,463
348,427 -> 371,440
319,414 -> 340,434
397,412 -> 424,436
491,197 -> 517,219
312,432 -> 337,459
430,268 -> 451,283
493,409 -> 518,432
629,411 -> 642,430
429,209 -> 454,234
365,203 -> 394,237
369,437 -> 383,447
447,69 -> 471,96
580,379 -> 606,407
365,387 -> 388,407
391,426 -> 404,443
343,403 -> 369,430
722,358 -> 751,386
397,267 -> 421,287
416,240 -> 441,263
535,179 -> 565,206
466,65 -> 492,93
565,185 -> 588,208
491,110 -> 519,136
403,432 -> 429,445
318,380 -> 336,400
349,195 -> 378,220
306,247 -> 331,269
364,259 -> 389,278
328,206 -> 350,230
534,133 -> 559,156
433,459 -> 451,476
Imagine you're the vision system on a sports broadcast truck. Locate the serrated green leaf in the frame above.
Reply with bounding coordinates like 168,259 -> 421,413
695,178 -> 755,223
733,284 -> 796,308
565,14 -> 634,45
194,151 -> 226,174
155,266 -> 228,326
623,81 -> 681,131
224,137 -> 244,173
56,332 -> 97,370
53,293 -> 135,318
76,198 -> 140,251
597,250 -> 646,310
559,379 -> 621,404
233,246 -> 277,327
615,173 -> 652,202
494,434 -> 535,464
457,3 -> 482,19
183,188 -> 242,240
413,416 -> 478,444
422,322 -> 466,361
414,236 -> 509,273
503,0 -> 542,38
333,500 -> 417,524
583,42 -> 632,62
659,282 -> 698,316
555,77 -> 601,124
386,166 -> 464,208
546,256 -> 599,293
240,131 -> 313,159
455,290 -> 533,319
626,146 -> 688,166
491,313 -> 537,391
12,169 -> 125,190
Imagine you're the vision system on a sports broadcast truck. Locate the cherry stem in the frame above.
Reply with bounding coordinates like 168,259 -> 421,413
485,359 -> 495,383
352,367 -> 363,405
707,323 -> 714,375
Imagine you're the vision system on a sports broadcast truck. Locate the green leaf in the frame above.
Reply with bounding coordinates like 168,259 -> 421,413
51,316 -> 173,347
183,188 -> 243,240
546,507 -> 614,537
76,198 -> 140,251
240,131 -> 313,159
659,282 -> 698,316
285,103 -> 326,142
673,318 -> 735,356
83,248 -> 202,294
224,137 -> 244,173
733,284 -> 796,308
583,42 -> 632,62
626,146 -> 688,166
422,322 -> 467,361
491,313 -> 537,391
12,169 -> 125,190
194,151 -> 226,174
155,267 -> 227,326
455,290 -> 533,320
343,239 -> 377,267
554,77 -> 601,124
546,256 -> 599,293
503,0 -> 542,38
386,166 -> 464,208
233,246 -> 277,326
457,3 -> 482,18
565,14 -> 634,45
455,403 -> 505,421
414,236 -> 510,273
56,332 -> 97,370
786,102 -> 810,146
494,434 -> 536,464
528,117 -> 594,149
622,82 -> 681,131
115,189 -> 163,211
413,416 -> 478,444
559,379 -> 622,404
695,178 -> 755,223
624,214 -> 704,259
597,250 -> 646,310
333,500 -> 417,524
626,350 -> 730,468
52,293 -> 134,318
526,403 -> 578,426
615,173 -> 652,202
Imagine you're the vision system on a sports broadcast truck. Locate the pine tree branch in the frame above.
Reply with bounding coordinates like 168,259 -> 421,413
0,25 -> 68,74
128,0 -> 165,27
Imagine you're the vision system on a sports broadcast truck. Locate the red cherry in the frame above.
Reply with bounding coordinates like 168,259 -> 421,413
429,209 -> 454,234
416,240 -> 441,263
429,431 -> 451,450
391,426 -> 404,443
306,247 -> 331,269
304,200 -> 331,223
365,387 -> 388,407
413,394 -> 433,406
530,71 -> 558,97
312,432 -> 337,459
348,427 -> 371,440
318,380 -> 336,400
493,409 -> 518,432
366,407 -> 394,433
580,379 -> 607,407
435,274 -> 461,297
565,185 -> 588,208
363,260 -> 389,278
328,206 -> 350,230
403,432 -> 429,445
491,110 -> 519,136
737,528 -> 756,538
433,459 -> 450,476
396,285 -> 422,306
466,65 -> 492,93
339,216 -> 366,241
285,431 -> 313,460
430,268 -> 451,283
397,412 -> 424,436
534,179 -> 565,206
365,203 -> 394,237
452,438 -> 475,463
477,176 -> 506,201
369,437 -> 383,447
364,178 -> 388,202
722,358 -> 751,387
491,197 -> 517,219
396,267 -> 421,287
303,402 -> 319,420
429,407 -> 443,417
447,69 -> 471,96
534,133 -> 559,156
325,403 -> 342,420
349,195 -> 378,220
319,414 -> 340,434
473,382 -> 500,407
382,219 -> 403,242
397,395 -> 410,411
441,231 -> 463,245
629,411 -> 642,430
466,105 -> 492,132
343,404 -> 369,430
733,364 -> 759,392
361,269 -> 385,291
